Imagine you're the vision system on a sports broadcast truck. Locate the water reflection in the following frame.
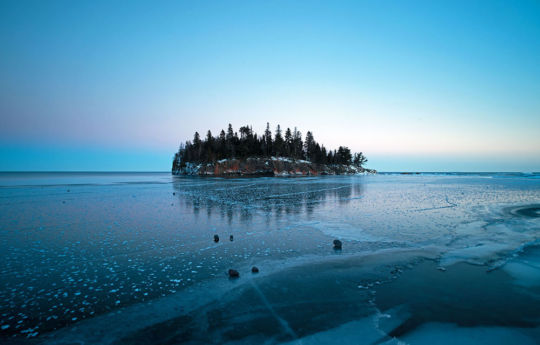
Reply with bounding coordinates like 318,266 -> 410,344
172,177 -> 364,224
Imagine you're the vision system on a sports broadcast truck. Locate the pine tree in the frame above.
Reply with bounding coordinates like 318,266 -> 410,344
284,127 -> 292,157
320,145 -> 327,164
239,125 -> 253,157
304,131 -> 315,162
263,122 -> 273,156
193,132 -> 202,161
292,127 -> 303,160
226,124 -> 234,158
226,124 -> 234,141
327,150 -> 335,164
204,130 -> 214,161
274,125 -> 284,156
336,146 -> 352,165
353,152 -> 368,167
219,130 -> 226,159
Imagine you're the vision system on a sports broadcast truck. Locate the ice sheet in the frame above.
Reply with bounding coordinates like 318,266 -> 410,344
401,322 -> 539,345
0,172 -> 539,343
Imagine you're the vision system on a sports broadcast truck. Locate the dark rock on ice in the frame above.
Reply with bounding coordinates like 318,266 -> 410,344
228,269 -> 239,278
333,239 -> 342,250
251,266 -> 259,273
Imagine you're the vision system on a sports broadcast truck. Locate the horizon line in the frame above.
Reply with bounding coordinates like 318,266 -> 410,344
1,171 -> 538,174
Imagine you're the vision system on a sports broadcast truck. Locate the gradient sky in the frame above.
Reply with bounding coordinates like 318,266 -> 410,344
1,0 -> 539,171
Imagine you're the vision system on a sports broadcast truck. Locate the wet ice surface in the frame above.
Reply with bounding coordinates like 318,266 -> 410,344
0,172 -> 539,344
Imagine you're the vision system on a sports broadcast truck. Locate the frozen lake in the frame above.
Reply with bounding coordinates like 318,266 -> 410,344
0,172 -> 539,344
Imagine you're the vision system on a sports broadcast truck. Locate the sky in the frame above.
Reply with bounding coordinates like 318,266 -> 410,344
1,0 -> 539,172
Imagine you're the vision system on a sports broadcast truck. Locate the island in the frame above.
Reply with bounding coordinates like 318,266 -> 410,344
172,123 -> 376,176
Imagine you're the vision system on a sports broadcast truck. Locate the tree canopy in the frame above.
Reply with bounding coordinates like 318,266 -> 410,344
173,124 -> 367,169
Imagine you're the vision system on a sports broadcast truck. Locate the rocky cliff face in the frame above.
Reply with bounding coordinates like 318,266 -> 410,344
172,157 -> 376,176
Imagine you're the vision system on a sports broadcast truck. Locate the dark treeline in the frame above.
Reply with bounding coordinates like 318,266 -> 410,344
174,123 -> 367,167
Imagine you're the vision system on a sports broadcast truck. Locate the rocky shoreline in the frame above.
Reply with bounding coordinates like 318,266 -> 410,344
172,157 -> 376,177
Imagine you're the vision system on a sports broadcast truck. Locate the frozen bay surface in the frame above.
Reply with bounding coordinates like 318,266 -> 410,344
0,172 -> 539,344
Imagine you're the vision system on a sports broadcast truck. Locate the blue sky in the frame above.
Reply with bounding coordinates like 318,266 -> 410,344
1,0 -> 539,171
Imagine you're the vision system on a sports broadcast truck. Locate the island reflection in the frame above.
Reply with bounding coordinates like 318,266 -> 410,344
172,176 -> 364,224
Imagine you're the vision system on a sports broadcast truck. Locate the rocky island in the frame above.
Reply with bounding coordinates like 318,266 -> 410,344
172,124 -> 375,176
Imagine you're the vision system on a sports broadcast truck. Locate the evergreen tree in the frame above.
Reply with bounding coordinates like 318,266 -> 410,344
274,125 -> 284,156
284,127 -> 292,157
320,145 -> 327,164
304,131 -> 315,161
193,132 -> 202,161
239,125 -> 250,139
233,131 -> 240,154
218,130 -> 226,159
225,124 -> 235,158
336,146 -> 352,165
263,122 -> 273,156
204,130 -> 214,161
292,127 -> 303,160
239,125 -> 253,157
327,150 -> 336,164
226,124 -> 234,140
353,152 -> 368,167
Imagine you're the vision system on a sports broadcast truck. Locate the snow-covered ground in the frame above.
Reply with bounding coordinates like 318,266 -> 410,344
0,172 -> 539,344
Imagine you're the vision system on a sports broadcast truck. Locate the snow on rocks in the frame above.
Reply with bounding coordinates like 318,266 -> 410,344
172,157 -> 375,176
